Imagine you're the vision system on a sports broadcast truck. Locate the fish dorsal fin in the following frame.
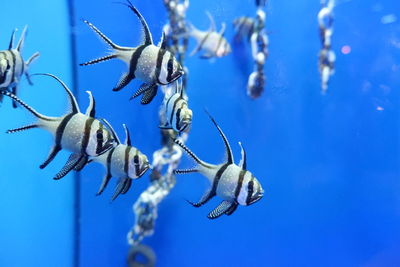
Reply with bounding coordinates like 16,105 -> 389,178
238,142 -> 247,170
16,25 -> 28,52
205,111 -> 234,164
205,11 -> 216,32
122,0 -> 153,45
101,119 -> 121,144
85,91 -> 96,117
159,31 -> 167,49
123,124 -> 132,146
219,23 -> 226,36
9,29 -> 16,50
33,73 -> 80,114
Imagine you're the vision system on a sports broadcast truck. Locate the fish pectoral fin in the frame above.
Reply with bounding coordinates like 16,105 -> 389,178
111,178 -> 130,201
40,145 -> 62,169
187,188 -> 215,208
140,85 -> 158,105
224,202 -> 238,216
74,155 -> 89,171
53,153 -> 83,180
96,172 -> 112,196
207,200 -> 234,219
11,86 -> 18,108
113,72 -> 134,92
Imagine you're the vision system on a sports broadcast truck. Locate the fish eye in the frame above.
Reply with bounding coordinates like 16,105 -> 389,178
96,131 -> 103,140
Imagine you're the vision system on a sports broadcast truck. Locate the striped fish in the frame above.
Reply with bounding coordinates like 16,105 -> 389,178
0,26 -> 39,108
160,80 -> 192,133
233,16 -> 256,42
80,0 -> 184,105
0,73 -> 115,180
92,122 -> 150,201
174,112 -> 264,219
188,12 -> 231,59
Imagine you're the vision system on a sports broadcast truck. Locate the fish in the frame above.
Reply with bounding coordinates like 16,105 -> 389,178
159,80 -> 192,133
318,1 -> 334,48
187,12 -> 231,59
233,16 -> 256,42
319,47 -> 335,92
0,26 -> 39,108
173,112 -> 264,219
0,73 -> 115,179
91,121 -> 150,201
80,0 -> 184,105
247,71 -> 265,99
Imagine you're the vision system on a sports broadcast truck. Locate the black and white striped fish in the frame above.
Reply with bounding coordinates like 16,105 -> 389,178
80,0 -> 184,105
0,73 -> 115,180
160,80 -> 192,133
92,122 -> 150,201
0,26 -> 39,108
233,16 -> 256,42
187,12 -> 231,59
174,112 -> 264,219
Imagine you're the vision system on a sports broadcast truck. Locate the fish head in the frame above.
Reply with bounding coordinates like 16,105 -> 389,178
159,50 -> 184,85
129,150 -> 150,178
178,105 -> 192,133
238,174 -> 264,206
86,119 -> 116,156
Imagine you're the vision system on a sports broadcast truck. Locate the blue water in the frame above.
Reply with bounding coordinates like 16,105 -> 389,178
0,0 -> 399,266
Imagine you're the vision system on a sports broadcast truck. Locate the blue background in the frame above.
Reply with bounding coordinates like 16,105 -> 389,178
1,0 -> 399,266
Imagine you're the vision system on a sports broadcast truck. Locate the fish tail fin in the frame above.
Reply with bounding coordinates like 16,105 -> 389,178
0,90 -> 55,122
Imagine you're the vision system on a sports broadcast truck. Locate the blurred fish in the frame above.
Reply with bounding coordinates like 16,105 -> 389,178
0,73 -> 115,179
80,0 -> 184,105
247,70 -> 265,99
160,80 -> 192,133
92,122 -> 150,201
233,16 -> 255,42
0,26 -> 39,108
187,12 -> 231,59
174,112 -> 264,219
319,47 -> 335,92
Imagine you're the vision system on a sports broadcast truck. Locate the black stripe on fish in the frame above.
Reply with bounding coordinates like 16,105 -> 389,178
81,117 -> 95,153
129,44 -> 147,80
169,95 -> 181,125
96,147 -> 115,196
155,48 -> 167,84
166,53 -> 174,83
197,32 -> 211,53
245,177 -> 255,205
234,169 -> 247,199
40,113 -> 75,169
176,104 -> 182,131
124,146 -> 132,176
212,163 -> 230,196
95,123 -> 104,155
10,50 -> 17,84
215,34 -> 225,55
134,149 -> 140,177
0,52 -> 8,84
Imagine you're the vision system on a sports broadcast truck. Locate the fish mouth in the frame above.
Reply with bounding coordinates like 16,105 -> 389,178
139,164 -> 150,177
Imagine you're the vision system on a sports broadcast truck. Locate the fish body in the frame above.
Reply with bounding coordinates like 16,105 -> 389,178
160,81 -> 192,133
81,0 -> 183,105
92,122 -> 150,200
174,112 -> 264,219
188,12 -> 231,59
0,26 -> 39,108
0,74 -> 115,180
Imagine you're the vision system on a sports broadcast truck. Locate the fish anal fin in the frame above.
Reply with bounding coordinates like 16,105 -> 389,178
130,83 -> 152,100
207,200 -> 234,219
111,177 -> 130,201
140,85 -> 158,105
121,178 -> 132,194
113,72 -> 134,92
53,153 -> 83,180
